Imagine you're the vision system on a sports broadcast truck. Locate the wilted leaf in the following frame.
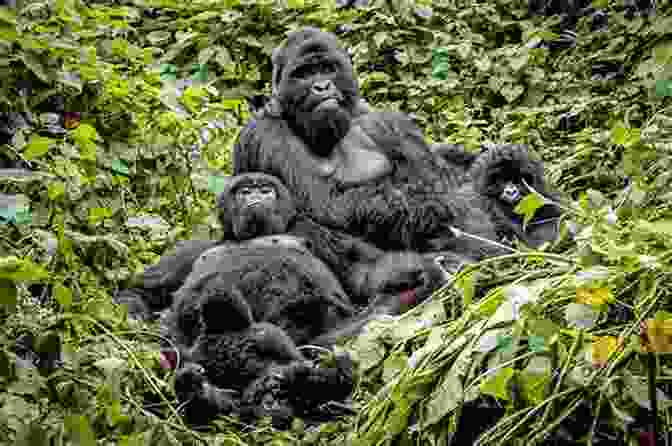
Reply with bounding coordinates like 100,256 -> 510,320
591,336 -> 619,367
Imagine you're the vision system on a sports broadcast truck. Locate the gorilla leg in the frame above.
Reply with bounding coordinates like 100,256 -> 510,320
312,252 -> 452,346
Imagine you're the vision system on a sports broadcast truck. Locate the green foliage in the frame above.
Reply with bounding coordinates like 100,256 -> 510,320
0,0 -> 671,445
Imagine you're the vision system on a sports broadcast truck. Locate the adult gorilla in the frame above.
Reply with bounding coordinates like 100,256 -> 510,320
234,28 -> 564,274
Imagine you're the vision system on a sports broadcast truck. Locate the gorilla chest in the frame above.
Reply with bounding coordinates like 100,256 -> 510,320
313,125 -> 393,186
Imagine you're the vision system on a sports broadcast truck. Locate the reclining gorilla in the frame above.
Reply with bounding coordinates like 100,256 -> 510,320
115,172 -> 451,339
234,27 -> 566,282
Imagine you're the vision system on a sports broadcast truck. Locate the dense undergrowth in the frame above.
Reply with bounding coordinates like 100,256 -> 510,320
1,0 -> 671,445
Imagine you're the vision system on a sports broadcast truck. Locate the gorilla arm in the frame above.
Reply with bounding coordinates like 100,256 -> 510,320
114,239 -> 219,320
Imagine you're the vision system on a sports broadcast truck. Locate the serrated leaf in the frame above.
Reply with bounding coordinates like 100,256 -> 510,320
23,135 -> 53,160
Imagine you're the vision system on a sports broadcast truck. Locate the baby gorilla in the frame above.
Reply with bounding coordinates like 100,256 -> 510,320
172,276 -> 355,429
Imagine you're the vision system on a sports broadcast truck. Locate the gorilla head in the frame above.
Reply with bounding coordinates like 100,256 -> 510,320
217,173 -> 297,241
271,27 -> 361,156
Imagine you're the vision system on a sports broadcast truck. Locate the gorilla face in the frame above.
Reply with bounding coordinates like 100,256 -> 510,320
217,173 -> 297,241
274,28 -> 360,156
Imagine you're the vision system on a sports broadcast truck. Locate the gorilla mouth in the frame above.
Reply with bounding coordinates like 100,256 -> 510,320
314,98 -> 340,112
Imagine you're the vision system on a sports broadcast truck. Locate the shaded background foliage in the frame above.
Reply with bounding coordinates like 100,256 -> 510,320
0,0 -> 671,445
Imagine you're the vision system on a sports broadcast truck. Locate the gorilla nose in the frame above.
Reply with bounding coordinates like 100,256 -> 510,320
312,80 -> 334,94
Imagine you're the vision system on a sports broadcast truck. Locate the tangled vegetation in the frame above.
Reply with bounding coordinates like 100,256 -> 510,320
1,0 -> 671,445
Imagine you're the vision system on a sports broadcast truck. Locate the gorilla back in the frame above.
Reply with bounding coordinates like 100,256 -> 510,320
171,237 -> 355,347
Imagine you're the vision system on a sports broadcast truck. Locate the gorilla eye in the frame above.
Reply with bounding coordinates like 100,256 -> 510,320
290,62 -> 336,79
260,186 -> 275,195
237,186 -> 253,196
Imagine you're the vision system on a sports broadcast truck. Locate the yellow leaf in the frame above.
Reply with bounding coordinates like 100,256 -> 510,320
576,286 -> 612,306
642,319 -> 672,354
591,336 -> 619,367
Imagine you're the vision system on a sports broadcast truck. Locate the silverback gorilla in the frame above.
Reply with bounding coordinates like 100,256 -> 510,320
233,28 -> 564,276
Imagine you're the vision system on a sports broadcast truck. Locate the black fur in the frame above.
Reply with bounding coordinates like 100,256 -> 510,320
168,273 -> 355,429
234,28 -> 565,274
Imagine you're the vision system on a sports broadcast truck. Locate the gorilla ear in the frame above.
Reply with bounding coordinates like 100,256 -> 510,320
263,96 -> 284,118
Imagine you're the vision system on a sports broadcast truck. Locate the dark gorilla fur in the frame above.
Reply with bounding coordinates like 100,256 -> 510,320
171,277 -> 355,429
113,173 -> 299,321
313,252 -> 453,346
234,28 -> 565,276
168,236 -> 356,347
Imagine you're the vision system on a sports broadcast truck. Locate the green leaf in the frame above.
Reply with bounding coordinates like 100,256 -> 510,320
514,192 -> 546,225
53,283 -> 72,309
23,135 -> 54,160
455,270 -> 475,307
495,334 -> 514,353
656,80 -> 672,97
480,367 -> 514,401
637,219 -> 672,237
190,64 -> 208,82
148,31 -> 173,46
20,51 -> 51,83
48,182 -> 66,200
0,7 -> 17,24
528,335 -> 546,352
0,257 -> 50,282
93,357 -> 126,376
564,303 -> 598,329
0,278 -> 17,311
111,159 -> 130,176
519,370 -> 550,405
159,63 -> 177,81
65,415 -> 96,446
383,352 -> 408,382
88,207 -> 113,225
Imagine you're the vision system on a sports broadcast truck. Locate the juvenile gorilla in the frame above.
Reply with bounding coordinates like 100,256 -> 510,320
234,28 -> 565,278
114,172 -> 312,321
171,276 -> 355,429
